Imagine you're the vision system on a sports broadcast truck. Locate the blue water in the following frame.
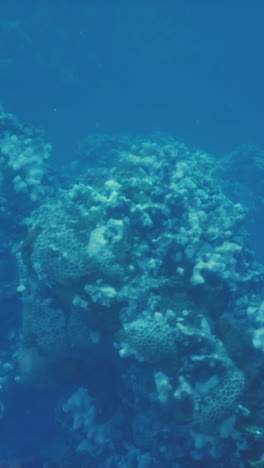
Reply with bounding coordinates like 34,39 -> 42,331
1,2 -> 264,467
1,3 -> 264,158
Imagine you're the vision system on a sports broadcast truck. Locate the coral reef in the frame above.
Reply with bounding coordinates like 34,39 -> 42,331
1,112 -> 264,466
0,107 -> 52,240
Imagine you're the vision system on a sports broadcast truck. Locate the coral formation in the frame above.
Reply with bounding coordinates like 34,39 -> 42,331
1,111 -> 264,466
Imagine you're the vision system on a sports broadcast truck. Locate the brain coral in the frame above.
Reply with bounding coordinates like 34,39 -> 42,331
31,226 -> 90,287
193,368 -> 245,429
119,314 -> 178,363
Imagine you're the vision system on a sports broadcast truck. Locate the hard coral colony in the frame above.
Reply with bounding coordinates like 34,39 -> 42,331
0,108 -> 264,467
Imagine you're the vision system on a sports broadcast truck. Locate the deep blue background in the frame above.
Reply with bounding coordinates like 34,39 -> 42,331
0,1 -> 264,160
